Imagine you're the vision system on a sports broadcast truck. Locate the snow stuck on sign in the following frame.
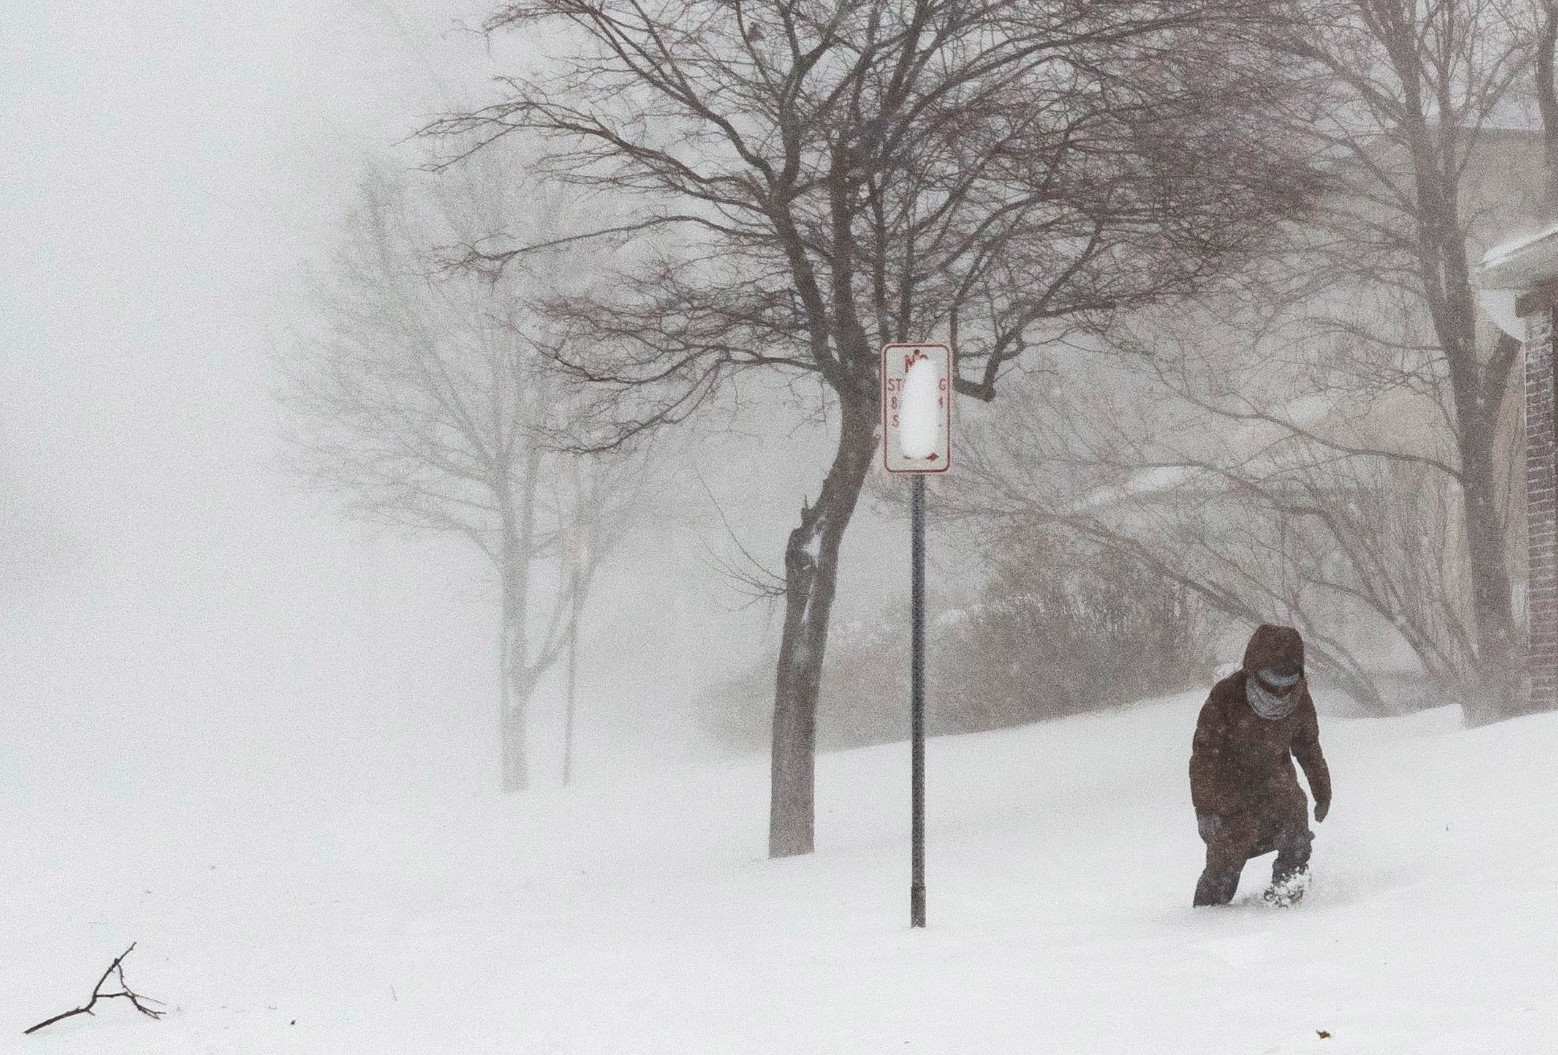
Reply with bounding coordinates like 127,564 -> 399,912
882,343 -> 951,473
898,355 -> 941,460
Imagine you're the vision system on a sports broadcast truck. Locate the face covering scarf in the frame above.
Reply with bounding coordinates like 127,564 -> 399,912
1246,669 -> 1301,719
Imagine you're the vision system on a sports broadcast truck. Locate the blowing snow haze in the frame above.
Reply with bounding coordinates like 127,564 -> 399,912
0,0 -> 816,812
2,2 -> 1556,1052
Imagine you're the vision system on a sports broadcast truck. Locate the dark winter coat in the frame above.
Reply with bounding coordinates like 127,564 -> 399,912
1189,625 -> 1332,823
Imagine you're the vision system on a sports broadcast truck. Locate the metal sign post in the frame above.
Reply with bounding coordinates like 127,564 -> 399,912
562,529 -> 589,786
882,343 -> 951,929
909,473 -> 926,927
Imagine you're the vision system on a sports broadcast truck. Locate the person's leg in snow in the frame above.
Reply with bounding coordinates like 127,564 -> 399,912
1193,789 -> 1314,907
1194,812 -> 1262,907
1193,867 -> 1240,907
1262,790 -> 1314,906
1263,828 -> 1313,906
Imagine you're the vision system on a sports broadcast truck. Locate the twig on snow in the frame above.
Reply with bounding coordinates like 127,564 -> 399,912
23,943 -> 165,1035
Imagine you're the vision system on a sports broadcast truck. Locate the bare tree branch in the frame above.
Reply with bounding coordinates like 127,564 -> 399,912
24,944 -> 165,1036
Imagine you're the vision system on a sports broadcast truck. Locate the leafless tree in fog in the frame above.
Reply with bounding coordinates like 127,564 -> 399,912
949,340 -> 1487,714
952,0 -> 1556,721
278,155 -> 644,792
422,0 -> 1319,857
1258,0 -> 1540,721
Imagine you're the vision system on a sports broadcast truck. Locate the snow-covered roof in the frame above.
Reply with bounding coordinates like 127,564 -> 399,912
1476,223 -> 1558,290
1066,385 -> 1445,518
1065,465 -> 1199,515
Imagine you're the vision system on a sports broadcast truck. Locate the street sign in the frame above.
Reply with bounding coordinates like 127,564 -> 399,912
882,343 -> 952,473
881,343 -> 950,928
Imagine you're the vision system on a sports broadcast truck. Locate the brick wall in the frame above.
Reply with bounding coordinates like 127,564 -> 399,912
1526,306 -> 1558,713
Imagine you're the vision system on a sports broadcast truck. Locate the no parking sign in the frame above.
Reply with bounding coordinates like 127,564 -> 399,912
882,344 -> 952,473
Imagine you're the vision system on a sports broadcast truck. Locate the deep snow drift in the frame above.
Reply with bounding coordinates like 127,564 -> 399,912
1,693 -> 1551,1054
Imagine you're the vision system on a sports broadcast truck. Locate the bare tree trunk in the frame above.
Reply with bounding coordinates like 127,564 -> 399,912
1459,428 -> 1519,723
769,396 -> 878,858
1436,228 -> 1520,721
562,558 -> 582,786
498,445 -> 545,793
1540,2 -> 1558,209
1403,107 -> 1522,721
499,584 -> 532,793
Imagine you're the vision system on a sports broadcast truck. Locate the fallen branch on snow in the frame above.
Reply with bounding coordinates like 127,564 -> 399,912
24,943 -> 165,1035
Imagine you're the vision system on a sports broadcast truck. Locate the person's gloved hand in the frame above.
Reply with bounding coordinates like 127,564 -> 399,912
1196,814 -> 1222,842
1314,799 -> 1330,823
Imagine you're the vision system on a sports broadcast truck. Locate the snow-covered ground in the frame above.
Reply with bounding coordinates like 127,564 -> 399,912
1,694 -> 1552,1054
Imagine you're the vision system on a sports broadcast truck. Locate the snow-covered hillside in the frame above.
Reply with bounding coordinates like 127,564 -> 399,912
1,695 -> 1551,1054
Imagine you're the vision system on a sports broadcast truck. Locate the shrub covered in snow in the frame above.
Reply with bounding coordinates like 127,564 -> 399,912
696,530 -> 1212,751
694,616 -> 917,752
936,530 -> 1211,729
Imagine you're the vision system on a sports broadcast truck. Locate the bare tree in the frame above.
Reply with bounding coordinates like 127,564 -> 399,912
949,0 -> 1551,721
278,154 -> 643,792
424,0 -> 1317,855
1120,304 -> 1505,704
947,340 -> 1484,714
1246,0 -> 1545,721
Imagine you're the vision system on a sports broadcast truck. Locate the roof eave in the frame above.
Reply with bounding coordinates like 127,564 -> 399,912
1477,225 -> 1558,291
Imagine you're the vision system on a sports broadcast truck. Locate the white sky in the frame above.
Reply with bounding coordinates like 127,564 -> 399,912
0,1 -> 581,808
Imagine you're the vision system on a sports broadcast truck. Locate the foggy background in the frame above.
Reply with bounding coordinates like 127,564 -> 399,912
0,0 -> 915,812
3,3 -> 1555,1051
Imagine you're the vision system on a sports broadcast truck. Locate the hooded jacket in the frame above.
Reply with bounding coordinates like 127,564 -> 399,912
1189,624 -> 1331,819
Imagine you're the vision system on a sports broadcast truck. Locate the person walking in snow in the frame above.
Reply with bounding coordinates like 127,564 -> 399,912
1189,623 -> 1331,907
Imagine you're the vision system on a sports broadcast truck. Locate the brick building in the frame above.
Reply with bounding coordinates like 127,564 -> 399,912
1475,227 -> 1558,713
